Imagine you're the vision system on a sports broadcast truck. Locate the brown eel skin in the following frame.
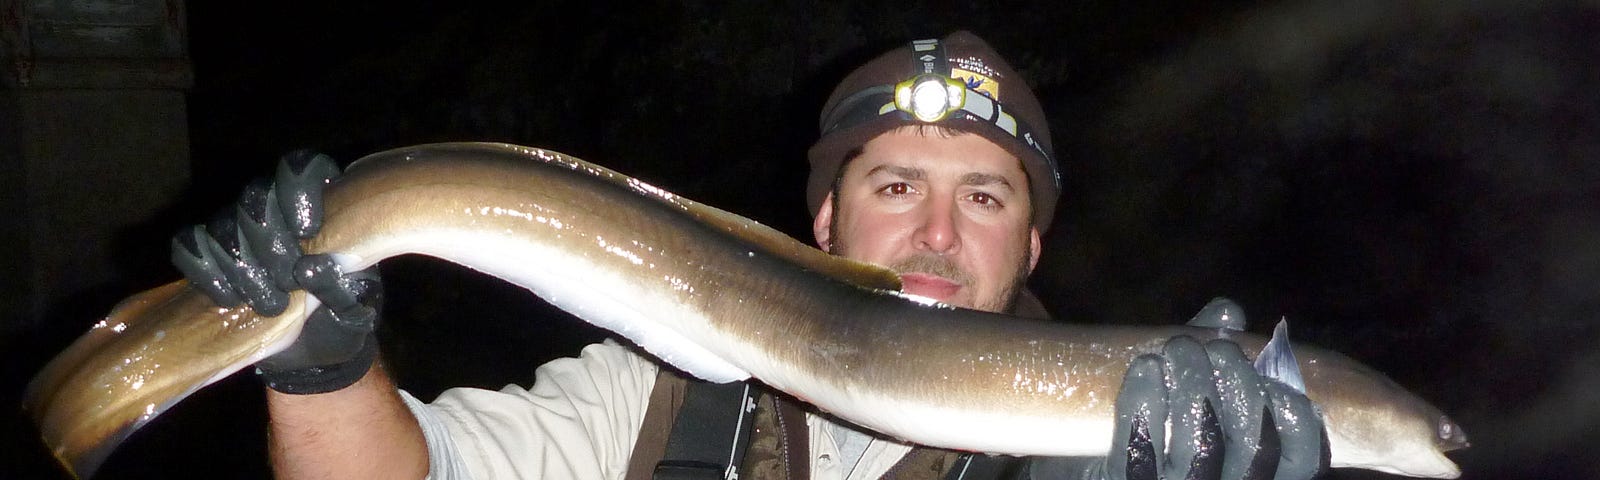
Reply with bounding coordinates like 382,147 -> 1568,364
26,142 -> 1466,478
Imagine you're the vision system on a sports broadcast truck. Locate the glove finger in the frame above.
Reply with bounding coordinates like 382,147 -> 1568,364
1161,336 -> 1224,480
203,211 -> 290,316
295,254 -> 380,332
1181,399 -> 1225,480
1247,404 -> 1282,480
171,225 -> 243,307
335,269 -> 384,329
1111,354 -> 1167,480
274,150 -> 340,238
1263,381 -> 1328,480
342,268 -> 385,311
235,179 -> 303,291
1204,339 -> 1273,480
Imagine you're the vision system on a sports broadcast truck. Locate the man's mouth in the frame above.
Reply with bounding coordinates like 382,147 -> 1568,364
899,272 -> 962,301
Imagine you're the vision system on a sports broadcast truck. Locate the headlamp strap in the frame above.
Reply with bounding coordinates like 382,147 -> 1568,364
816,37 -> 1060,192
910,38 -> 951,77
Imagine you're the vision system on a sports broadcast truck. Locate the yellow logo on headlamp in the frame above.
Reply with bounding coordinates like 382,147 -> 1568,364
895,74 -> 966,122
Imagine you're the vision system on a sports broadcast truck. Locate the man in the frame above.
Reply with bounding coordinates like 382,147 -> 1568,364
175,31 -> 1323,479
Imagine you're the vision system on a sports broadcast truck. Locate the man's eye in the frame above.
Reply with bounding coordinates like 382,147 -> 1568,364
880,183 -> 912,195
969,192 -> 1001,206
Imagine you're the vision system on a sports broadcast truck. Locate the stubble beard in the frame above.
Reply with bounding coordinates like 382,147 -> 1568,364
829,205 -> 1033,314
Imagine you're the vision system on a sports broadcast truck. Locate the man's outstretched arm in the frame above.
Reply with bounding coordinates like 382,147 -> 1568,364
267,363 -> 428,479
173,151 -> 430,479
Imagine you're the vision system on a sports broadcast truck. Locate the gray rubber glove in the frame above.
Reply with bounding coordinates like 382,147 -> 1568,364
170,150 -> 383,394
1023,302 -> 1329,480
1099,335 -> 1329,480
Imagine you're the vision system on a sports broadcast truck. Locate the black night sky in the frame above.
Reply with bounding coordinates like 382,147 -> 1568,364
7,1 -> 1600,478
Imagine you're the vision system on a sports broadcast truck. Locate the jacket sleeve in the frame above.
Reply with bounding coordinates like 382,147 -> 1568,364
399,340 -> 661,479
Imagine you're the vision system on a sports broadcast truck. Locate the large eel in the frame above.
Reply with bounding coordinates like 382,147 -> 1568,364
25,142 -> 1467,478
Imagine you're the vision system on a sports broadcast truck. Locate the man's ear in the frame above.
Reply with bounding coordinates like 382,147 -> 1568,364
813,193 -> 835,253
1027,226 -> 1041,272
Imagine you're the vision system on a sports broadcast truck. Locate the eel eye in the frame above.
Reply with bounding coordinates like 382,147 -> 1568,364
1436,415 -> 1470,449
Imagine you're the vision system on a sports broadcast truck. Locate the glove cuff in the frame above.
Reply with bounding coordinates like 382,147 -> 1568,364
257,334 -> 379,395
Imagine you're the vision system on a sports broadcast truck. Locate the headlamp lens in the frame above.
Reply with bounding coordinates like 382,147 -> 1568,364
896,74 -> 966,123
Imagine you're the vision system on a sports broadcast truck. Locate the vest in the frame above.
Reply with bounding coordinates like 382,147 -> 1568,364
625,370 -> 1022,480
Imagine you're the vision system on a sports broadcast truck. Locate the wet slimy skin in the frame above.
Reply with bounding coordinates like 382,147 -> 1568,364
26,143 -> 1465,478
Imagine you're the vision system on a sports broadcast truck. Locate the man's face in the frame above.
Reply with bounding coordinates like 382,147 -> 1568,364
813,126 -> 1041,313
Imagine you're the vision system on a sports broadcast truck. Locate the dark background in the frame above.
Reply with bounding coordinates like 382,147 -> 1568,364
7,1 -> 1599,478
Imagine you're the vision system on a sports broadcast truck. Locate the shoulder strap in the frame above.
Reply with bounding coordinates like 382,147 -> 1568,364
628,370 -> 688,480
653,377 -> 759,480
944,454 -> 1017,480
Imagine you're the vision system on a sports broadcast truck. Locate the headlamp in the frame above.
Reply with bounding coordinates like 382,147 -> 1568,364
814,36 -> 1057,195
895,74 -> 967,123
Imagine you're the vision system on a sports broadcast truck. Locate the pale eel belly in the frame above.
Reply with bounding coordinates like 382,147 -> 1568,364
25,143 -> 1464,478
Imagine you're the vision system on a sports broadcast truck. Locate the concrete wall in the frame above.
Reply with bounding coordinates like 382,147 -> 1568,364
0,0 -> 190,336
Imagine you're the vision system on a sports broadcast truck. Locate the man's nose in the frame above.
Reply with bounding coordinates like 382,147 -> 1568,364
913,200 -> 960,255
